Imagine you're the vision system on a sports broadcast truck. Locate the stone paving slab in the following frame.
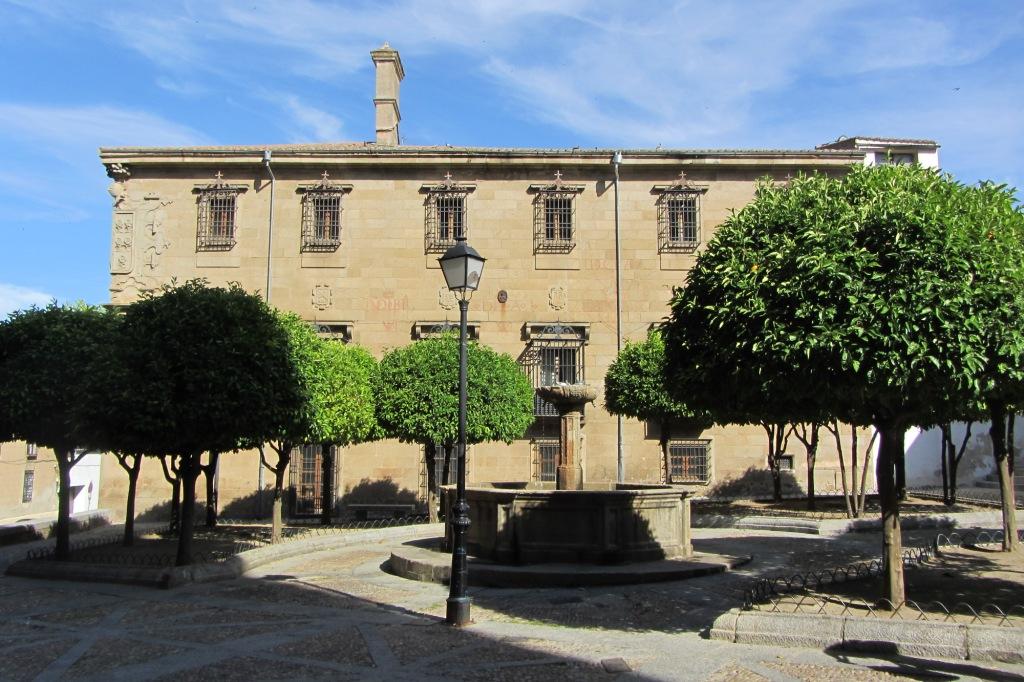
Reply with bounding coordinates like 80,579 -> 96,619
0,525 -> 1020,680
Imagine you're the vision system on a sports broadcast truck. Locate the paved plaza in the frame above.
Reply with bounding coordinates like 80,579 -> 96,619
1,527 -> 1022,681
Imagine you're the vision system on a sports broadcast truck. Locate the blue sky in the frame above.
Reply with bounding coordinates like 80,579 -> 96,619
0,0 -> 1022,314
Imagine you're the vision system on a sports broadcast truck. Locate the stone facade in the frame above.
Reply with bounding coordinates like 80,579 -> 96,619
93,46 -> 913,521
0,441 -> 58,521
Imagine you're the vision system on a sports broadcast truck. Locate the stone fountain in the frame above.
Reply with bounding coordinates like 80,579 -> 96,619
439,382 -> 693,565
535,383 -> 598,491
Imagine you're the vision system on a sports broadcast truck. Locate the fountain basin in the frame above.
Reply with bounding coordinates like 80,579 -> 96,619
443,484 -> 691,564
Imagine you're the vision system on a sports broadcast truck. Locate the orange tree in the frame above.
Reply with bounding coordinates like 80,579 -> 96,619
375,335 -> 534,521
663,165 -> 1024,604
604,329 -> 711,483
118,281 -> 304,565
0,304 -> 117,560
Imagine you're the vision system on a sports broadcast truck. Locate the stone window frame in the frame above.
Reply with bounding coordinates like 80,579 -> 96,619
422,174 -> 476,254
298,173 -> 353,253
22,470 -> 34,503
667,438 -> 712,484
194,172 -> 248,252
519,322 -> 590,417
529,172 -> 585,254
411,321 -> 480,341
310,321 -> 354,343
653,172 -> 708,254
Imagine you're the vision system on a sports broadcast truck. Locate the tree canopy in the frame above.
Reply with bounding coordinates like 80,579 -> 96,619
605,329 -> 709,427
118,280 -> 305,564
376,335 -> 534,447
661,164 -> 1024,600
0,303 -> 118,558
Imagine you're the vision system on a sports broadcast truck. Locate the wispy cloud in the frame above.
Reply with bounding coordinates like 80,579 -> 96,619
0,103 -> 208,150
0,283 -> 54,318
278,95 -> 345,141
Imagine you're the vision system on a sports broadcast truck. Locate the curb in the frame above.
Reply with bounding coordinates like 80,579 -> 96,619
6,523 -> 442,589
694,509 -> 1024,536
709,608 -> 1024,664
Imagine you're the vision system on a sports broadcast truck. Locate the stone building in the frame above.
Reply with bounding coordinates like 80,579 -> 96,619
93,45 -> 938,521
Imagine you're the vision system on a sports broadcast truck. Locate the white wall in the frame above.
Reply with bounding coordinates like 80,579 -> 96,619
70,451 -> 102,514
905,420 -> 1021,489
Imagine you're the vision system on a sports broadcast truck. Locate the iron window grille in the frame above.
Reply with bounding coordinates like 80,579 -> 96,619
668,439 -> 712,484
534,439 -> 559,482
519,323 -> 588,417
26,443 -> 37,461
310,321 -> 353,343
195,172 -> 246,251
299,172 -> 351,252
22,470 -> 34,503
655,171 -> 707,253
288,443 -> 339,517
412,321 -> 480,341
423,173 -> 473,253
777,453 -> 795,471
531,172 -> 584,254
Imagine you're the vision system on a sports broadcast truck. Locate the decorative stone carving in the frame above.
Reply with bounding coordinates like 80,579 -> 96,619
548,285 -> 567,311
438,286 -> 457,311
110,212 -> 135,274
105,163 -> 131,208
142,198 -> 172,271
312,284 -> 333,311
109,274 -> 157,304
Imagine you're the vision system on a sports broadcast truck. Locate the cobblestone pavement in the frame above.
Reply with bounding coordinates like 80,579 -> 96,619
1,527 -> 1023,681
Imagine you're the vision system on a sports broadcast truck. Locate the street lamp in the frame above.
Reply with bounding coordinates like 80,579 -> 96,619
437,235 -> 485,627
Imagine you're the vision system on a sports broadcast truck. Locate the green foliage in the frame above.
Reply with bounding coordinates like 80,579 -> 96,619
117,280 -> 304,457
267,312 -> 380,449
662,164 -> 1021,430
605,329 -> 709,427
0,303 -> 116,450
376,335 -> 535,446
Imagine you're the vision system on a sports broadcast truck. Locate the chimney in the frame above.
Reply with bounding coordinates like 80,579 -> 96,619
371,43 -> 404,146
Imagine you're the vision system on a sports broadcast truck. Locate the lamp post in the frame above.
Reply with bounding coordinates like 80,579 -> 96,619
438,235 -> 485,627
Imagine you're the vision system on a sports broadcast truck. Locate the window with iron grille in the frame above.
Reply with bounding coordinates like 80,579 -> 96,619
424,175 -> 472,253
534,439 -> 558,482
531,173 -> 583,254
668,439 -> 712,484
22,470 -> 34,503
300,172 -> 350,252
519,323 -> 588,417
26,443 -> 37,461
658,191 -> 701,252
195,173 -> 245,251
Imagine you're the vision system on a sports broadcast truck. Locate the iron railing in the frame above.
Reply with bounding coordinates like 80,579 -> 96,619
668,439 -> 712,484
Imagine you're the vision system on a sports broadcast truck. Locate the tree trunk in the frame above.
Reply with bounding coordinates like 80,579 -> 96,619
320,443 -> 334,525
895,436 -> 907,502
764,422 -> 786,502
54,447 -> 73,561
425,442 -> 439,523
940,423 -> 951,505
272,464 -> 286,543
857,430 -> 876,517
124,454 -> 142,547
170,476 -> 181,532
660,421 -> 672,485
877,424 -> 905,607
175,453 -> 202,566
850,428 -> 860,517
795,423 -> 820,511
830,422 -> 854,518
204,451 -> 220,528
989,403 -> 1020,553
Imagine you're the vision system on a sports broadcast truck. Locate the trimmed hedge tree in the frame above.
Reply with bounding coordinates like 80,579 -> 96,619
119,281 -> 304,565
604,329 -> 711,483
663,165 -> 1023,604
376,335 -> 534,521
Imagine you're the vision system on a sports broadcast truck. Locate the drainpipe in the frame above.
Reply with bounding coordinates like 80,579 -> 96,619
263,150 -> 276,304
259,149 -> 275,518
612,150 -> 624,483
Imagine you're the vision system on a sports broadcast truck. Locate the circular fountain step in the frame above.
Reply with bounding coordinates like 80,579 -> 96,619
387,538 -> 751,588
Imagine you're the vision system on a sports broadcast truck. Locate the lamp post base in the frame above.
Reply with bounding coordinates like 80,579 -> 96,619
446,596 -> 472,627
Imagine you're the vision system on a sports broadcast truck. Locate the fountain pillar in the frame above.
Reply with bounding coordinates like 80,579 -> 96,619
536,384 -> 597,491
